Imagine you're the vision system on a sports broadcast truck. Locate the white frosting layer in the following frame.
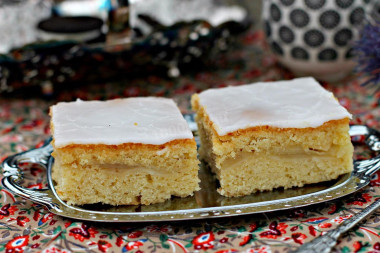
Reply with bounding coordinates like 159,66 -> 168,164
198,77 -> 351,136
51,97 -> 193,147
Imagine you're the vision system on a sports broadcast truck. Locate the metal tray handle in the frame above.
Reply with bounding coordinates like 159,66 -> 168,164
1,138 -> 61,212
292,125 -> 380,253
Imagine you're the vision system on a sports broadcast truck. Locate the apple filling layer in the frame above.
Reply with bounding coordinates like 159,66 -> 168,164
214,144 -> 353,197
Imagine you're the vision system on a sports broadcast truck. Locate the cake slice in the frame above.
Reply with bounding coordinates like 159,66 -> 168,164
50,97 -> 200,205
191,77 -> 353,197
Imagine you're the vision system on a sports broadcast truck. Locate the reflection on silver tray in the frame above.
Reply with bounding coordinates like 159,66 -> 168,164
2,124 -> 380,222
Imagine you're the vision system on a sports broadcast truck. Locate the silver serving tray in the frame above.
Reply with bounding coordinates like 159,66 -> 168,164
2,123 -> 380,222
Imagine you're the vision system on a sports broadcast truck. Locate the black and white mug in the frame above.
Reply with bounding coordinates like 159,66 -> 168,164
263,0 -> 373,82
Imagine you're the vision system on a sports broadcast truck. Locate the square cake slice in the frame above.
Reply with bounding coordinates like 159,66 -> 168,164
50,97 -> 199,205
191,77 -> 353,197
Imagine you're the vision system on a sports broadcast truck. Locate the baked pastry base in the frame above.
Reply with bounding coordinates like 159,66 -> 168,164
52,139 -> 200,205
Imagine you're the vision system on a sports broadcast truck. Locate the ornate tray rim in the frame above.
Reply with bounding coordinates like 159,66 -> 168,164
2,124 -> 380,222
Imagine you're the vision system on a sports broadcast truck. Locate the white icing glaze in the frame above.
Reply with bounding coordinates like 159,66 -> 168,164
51,97 -> 193,147
197,77 -> 351,136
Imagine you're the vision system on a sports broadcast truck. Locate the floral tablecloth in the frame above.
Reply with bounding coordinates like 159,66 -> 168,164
0,30 -> 380,253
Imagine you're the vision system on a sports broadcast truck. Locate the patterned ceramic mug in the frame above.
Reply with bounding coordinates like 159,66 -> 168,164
262,0 -> 372,82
